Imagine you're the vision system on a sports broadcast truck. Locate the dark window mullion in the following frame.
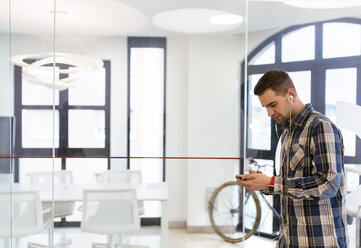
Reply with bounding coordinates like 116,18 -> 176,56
315,23 -> 323,61
67,106 -> 106,110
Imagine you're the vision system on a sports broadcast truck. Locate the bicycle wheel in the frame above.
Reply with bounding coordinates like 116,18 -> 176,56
208,181 -> 261,243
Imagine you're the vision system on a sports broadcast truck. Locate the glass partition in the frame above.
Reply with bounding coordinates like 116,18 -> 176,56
3,0 -> 361,247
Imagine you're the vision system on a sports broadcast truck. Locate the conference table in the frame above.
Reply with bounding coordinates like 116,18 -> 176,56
0,182 -> 169,248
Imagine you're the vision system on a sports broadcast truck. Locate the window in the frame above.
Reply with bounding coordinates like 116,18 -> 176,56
242,18 -> 361,236
14,61 -> 110,226
244,18 -> 361,165
127,37 -> 166,219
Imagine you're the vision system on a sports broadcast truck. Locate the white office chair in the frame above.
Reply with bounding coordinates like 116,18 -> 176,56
0,191 -> 52,248
81,189 -> 147,248
28,171 -> 75,247
28,171 -> 75,219
99,170 -> 142,184
99,170 -> 144,215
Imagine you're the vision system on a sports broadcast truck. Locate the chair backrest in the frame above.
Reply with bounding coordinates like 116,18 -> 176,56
28,170 -> 73,184
81,189 -> 140,235
28,171 -> 75,218
0,191 -> 43,238
0,173 -> 12,184
100,170 -> 142,184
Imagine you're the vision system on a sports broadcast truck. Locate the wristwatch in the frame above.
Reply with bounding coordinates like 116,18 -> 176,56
268,176 -> 275,193
268,185 -> 275,193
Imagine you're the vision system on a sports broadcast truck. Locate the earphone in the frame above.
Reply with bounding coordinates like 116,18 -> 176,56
289,95 -> 293,128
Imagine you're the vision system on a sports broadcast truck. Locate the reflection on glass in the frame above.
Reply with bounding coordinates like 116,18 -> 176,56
248,74 -> 271,150
325,68 -> 357,156
249,42 -> 275,65
323,22 -> 361,58
22,109 -> 59,148
22,66 -> 59,105
68,110 -> 105,148
282,25 -> 315,62
68,67 -> 106,106
288,71 -> 311,103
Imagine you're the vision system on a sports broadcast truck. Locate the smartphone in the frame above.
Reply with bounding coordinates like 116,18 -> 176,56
235,174 -> 247,181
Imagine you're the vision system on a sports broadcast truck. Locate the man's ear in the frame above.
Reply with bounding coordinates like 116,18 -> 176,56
287,88 -> 296,101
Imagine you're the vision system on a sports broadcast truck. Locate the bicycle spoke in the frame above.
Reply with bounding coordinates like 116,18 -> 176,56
208,181 -> 261,243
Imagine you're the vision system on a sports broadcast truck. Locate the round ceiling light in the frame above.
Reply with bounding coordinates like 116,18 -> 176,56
283,0 -> 361,9
152,8 -> 243,34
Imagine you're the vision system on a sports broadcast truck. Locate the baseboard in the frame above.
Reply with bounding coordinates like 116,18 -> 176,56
169,221 -> 187,229
186,225 -> 213,233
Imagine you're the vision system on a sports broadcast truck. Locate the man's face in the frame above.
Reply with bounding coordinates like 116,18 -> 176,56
258,88 -> 291,124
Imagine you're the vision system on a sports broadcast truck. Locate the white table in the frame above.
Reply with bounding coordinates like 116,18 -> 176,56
1,182 -> 169,248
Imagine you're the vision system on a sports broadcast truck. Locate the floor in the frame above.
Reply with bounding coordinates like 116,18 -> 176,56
4,223 -> 358,248
6,226 -> 277,248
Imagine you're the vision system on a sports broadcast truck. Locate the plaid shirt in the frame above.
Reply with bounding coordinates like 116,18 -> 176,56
274,104 -> 348,248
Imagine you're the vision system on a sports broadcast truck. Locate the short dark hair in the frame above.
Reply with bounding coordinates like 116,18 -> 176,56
254,70 -> 295,96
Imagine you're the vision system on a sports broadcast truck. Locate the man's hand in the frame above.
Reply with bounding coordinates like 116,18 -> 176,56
235,172 -> 271,191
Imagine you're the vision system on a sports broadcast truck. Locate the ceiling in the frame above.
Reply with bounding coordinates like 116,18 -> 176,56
1,0 -> 361,36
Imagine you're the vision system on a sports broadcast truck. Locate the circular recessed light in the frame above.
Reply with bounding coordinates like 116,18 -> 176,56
152,8 -> 243,34
209,14 -> 243,25
283,0 -> 361,9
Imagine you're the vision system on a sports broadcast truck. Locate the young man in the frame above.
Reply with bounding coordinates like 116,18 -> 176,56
236,70 -> 348,247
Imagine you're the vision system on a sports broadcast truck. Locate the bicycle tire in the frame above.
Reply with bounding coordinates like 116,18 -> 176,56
208,181 -> 261,243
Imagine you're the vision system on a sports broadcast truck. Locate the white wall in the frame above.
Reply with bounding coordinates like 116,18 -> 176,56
166,37 -> 189,222
186,35 -> 244,227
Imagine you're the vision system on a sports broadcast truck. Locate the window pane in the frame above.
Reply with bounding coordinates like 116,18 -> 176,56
19,158 -> 61,183
288,71 -> 311,103
248,74 -> 271,150
323,22 -> 361,58
22,110 -> 59,148
22,66 -> 59,106
68,67 -> 106,106
325,68 -> 357,156
282,25 -> 315,62
129,47 -> 164,183
249,42 -> 275,65
68,110 -> 105,148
